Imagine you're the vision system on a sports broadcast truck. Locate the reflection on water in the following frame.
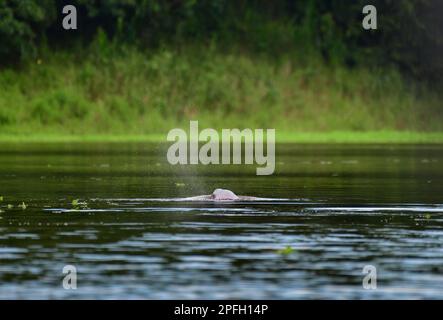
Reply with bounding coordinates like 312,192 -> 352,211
0,143 -> 442,299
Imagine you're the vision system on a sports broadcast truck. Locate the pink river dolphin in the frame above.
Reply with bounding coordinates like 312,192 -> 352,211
181,188 -> 266,201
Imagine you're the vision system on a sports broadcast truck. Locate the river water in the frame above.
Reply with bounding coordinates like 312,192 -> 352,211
0,143 -> 442,299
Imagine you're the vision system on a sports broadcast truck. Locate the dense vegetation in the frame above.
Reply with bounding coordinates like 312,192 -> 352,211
2,0 -> 442,82
0,0 -> 442,139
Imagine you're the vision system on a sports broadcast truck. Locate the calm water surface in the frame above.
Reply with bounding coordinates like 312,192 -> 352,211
0,143 -> 442,299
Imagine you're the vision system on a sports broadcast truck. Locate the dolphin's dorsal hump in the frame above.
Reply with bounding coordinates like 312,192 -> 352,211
211,189 -> 239,200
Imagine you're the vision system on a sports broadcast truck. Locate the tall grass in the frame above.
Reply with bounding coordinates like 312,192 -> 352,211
0,40 -> 442,136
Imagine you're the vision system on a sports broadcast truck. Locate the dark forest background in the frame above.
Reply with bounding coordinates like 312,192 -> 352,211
1,0 -> 442,82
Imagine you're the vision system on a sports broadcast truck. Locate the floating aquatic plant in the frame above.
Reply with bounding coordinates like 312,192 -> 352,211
18,202 -> 27,210
72,199 -> 88,209
175,183 -> 186,187
7,204 -> 13,209
276,246 -> 295,255
0,196 -> 3,202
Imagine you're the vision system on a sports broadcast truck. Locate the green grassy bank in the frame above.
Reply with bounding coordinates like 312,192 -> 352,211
1,44 -> 442,143
1,132 -> 443,144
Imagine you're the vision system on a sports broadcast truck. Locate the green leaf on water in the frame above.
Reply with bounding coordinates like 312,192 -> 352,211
0,196 -> 3,202
175,182 -> 186,187
424,214 -> 431,219
7,204 -> 13,209
72,199 -> 88,209
276,246 -> 295,255
18,202 -> 27,210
